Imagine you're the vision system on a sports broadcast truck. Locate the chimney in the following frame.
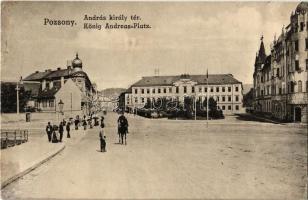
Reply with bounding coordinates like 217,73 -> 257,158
67,60 -> 72,67
42,79 -> 46,90
61,77 -> 64,87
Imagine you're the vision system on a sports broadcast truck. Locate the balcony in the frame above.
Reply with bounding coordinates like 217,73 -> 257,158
287,93 -> 308,104
272,95 -> 287,101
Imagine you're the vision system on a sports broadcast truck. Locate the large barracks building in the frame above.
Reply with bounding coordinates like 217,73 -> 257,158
125,74 -> 243,115
22,54 -> 96,116
253,2 -> 308,123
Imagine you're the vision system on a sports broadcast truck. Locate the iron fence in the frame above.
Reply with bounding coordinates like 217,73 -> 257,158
0,129 -> 29,149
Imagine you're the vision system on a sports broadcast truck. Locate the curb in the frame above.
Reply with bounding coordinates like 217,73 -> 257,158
1,144 -> 66,189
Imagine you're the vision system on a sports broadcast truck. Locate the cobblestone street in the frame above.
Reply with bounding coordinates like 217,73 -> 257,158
1,112 -> 307,199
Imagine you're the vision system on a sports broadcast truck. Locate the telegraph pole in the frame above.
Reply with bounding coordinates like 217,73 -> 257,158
194,95 -> 197,120
206,69 -> 209,128
16,84 -> 20,116
16,76 -> 23,129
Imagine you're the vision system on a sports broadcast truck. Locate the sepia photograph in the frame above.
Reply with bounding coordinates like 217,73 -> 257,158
0,1 -> 307,199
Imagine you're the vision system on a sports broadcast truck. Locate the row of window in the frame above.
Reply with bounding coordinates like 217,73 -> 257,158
129,95 -> 240,104
219,105 -> 240,111
134,86 -> 239,94
127,96 -> 240,111
294,59 -> 308,71
257,80 -> 308,96
288,80 -> 308,93
36,100 -> 54,108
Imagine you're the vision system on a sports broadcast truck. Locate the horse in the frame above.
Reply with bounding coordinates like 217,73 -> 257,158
118,124 -> 127,145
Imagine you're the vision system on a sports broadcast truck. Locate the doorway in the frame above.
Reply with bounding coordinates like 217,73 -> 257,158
294,107 -> 301,122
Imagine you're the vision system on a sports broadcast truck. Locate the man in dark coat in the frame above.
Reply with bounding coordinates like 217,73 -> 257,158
100,116 -> 105,129
74,117 -> 79,130
66,122 -> 71,138
59,122 -> 64,142
117,113 -> 128,145
83,118 -> 87,130
46,122 -> 53,142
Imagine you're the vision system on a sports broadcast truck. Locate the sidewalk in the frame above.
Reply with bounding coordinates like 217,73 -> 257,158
240,113 -> 307,127
0,135 -> 65,188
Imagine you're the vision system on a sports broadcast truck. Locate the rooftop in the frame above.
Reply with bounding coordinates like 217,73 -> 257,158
131,74 -> 241,87
23,68 -> 70,81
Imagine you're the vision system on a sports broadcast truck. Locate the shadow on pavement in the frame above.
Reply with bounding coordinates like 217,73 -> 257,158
235,114 -> 281,124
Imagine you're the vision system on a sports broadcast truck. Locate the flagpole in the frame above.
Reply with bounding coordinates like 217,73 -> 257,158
206,69 -> 209,128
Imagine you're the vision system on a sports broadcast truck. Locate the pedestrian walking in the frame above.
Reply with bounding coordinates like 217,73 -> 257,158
99,128 -> 106,152
88,116 -> 93,129
62,119 -> 66,126
100,116 -> 105,129
66,122 -> 71,138
74,117 -> 79,130
46,122 -> 53,142
59,122 -> 64,142
83,118 -> 87,130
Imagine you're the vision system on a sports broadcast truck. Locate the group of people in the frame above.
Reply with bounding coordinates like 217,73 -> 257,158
98,112 -> 129,153
74,114 -> 100,131
46,112 -> 130,153
45,120 -> 71,143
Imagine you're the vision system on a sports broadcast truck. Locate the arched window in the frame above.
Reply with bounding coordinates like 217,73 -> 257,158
298,80 -> 302,92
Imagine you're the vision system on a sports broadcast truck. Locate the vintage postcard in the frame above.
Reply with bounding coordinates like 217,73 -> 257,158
1,1 -> 307,200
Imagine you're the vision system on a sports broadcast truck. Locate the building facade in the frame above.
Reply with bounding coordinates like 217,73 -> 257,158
22,54 -> 96,116
253,2 -> 308,123
125,74 -> 244,115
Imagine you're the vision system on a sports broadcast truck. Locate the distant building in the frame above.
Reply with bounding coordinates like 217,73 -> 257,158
125,74 -> 244,115
22,54 -> 96,116
97,88 -> 126,111
253,2 -> 308,123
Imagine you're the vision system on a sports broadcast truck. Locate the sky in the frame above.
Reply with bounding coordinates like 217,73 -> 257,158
1,1 -> 298,90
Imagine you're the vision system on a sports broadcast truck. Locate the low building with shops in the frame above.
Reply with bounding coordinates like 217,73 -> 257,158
124,74 -> 244,115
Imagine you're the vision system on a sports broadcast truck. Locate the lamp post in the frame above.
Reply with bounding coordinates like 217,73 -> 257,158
58,99 -> 64,123
16,77 -> 23,128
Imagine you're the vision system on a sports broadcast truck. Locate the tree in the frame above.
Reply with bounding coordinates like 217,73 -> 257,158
184,96 -> 193,118
1,82 -> 31,113
144,98 -> 152,109
243,88 -> 253,107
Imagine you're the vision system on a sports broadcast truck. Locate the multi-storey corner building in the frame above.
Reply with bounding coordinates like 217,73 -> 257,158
22,54 -> 96,116
253,2 -> 308,123
124,74 -> 244,115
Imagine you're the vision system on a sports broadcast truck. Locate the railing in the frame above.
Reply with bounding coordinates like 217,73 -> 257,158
0,129 -> 29,149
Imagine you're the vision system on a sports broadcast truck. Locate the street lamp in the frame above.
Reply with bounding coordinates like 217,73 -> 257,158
57,99 -> 64,124
58,100 -> 64,115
